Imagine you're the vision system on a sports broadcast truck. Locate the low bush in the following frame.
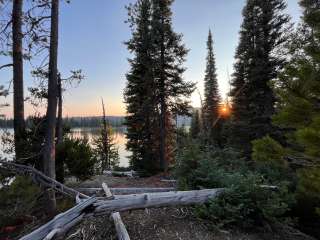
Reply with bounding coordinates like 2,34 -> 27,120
57,138 -> 97,181
175,143 -> 294,228
195,173 -> 294,228
0,176 -> 41,228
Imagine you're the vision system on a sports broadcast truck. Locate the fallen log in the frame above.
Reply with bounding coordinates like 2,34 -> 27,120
0,160 -> 88,199
19,197 -> 96,240
103,170 -> 137,178
77,187 -> 176,195
102,183 -> 130,240
112,212 -> 130,240
94,188 -> 224,215
19,189 -> 223,240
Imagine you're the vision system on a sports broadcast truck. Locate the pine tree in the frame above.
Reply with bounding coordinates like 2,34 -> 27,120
252,0 -> 320,219
229,0 -> 290,155
124,0 -> 159,174
93,126 -> 120,173
202,30 -> 221,145
151,0 -> 195,172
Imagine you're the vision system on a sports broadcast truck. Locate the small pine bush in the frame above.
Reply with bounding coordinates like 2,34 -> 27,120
175,143 -> 294,228
57,138 -> 97,181
0,176 -> 41,228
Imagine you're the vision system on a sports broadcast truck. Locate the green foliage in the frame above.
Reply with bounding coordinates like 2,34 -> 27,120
175,143 -> 293,228
57,138 -> 96,181
92,126 -> 120,173
202,30 -> 222,145
195,174 -> 293,228
125,0 -> 195,174
252,136 -> 287,167
295,167 -> 320,217
229,0 -> 290,155
295,116 -> 320,158
0,176 -> 41,227
125,0 -> 160,174
251,0 -> 320,227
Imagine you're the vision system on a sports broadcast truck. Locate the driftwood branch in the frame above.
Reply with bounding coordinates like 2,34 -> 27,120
102,182 -> 130,240
20,197 -> 96,240
0,160 -> 88,199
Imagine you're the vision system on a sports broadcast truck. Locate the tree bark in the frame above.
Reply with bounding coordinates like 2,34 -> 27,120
56,74 -> 64,182
12,0 -> 25,161
56,74 -> 63,145
43,0 -> 59,215
159,9 -> 167,172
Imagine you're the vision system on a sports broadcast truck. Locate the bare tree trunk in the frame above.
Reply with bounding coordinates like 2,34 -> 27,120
56,74 -> 64,182
56,74 -> 63,145
159,13 -> 167,172
43,0 -> 59,215
12,0 -> 25,161
101,98 -> 109,171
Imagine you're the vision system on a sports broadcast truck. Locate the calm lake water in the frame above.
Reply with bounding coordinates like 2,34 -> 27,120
0,127 -> 130,167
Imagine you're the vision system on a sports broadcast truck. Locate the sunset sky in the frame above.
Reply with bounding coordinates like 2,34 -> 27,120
0,0 -> 301,118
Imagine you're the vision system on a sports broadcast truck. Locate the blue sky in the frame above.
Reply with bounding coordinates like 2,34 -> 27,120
0,0 -> 302,117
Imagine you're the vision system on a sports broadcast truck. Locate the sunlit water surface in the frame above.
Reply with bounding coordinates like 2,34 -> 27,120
0,127 -> 130,167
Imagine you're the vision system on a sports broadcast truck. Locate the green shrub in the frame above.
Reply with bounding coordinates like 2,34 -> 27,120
57,138 -> 97,181
295,167 -> 320,217
0,176 -> 41,228
195,173 -> 294,228
175,144 -> 294,228
252,136 -> 287,168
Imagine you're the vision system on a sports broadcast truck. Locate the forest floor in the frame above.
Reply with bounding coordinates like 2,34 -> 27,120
64,175 -> 316,240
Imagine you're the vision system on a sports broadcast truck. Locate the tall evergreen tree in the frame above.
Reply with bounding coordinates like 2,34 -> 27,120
202,30 -> 221,145
124,0 -> 159,174
229,0 -> 290,155
151,0 -> 195,172
253,0 -> 320,220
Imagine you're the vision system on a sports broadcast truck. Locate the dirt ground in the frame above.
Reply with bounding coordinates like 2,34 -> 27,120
67,174 -> 176,189
66,207 -> 265,240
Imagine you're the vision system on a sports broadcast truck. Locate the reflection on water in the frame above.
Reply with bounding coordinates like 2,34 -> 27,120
0,127 -> 130,167
69,127 -> 130,167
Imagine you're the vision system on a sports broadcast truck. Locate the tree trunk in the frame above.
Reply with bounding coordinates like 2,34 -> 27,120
159,12 -> 167,172
12,0 -> 25,161
56,74 -> 63,145
56,74 -> 64,182
43,0 -> 59,215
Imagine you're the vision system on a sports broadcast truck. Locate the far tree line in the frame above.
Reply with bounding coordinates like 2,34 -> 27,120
0,116 -> 126,128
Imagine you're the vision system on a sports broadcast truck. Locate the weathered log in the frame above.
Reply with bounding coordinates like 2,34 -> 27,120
102,182 -> 113,198
160,179 -> 177,183
77,187 -> 176,195
19,197 -> 96,240
0,160 -> 88,199
102,183 -> 130,240
104,170 -> 137,177
112,212 -> 130,240
94,189 -> 224,215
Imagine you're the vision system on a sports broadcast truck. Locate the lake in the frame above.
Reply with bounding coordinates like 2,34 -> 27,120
0,127 -> 130,167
